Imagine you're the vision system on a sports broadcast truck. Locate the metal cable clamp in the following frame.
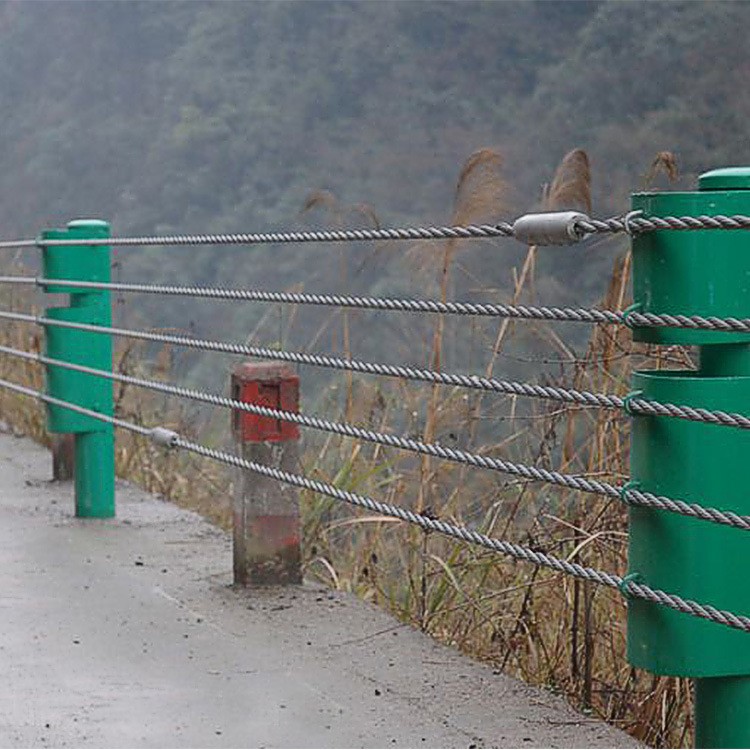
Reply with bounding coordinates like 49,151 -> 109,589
511,212 -> 589,246
149,427 -> 179,448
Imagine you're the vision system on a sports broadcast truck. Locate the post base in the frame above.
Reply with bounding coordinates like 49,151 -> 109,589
695,676 -> 750,748
75,430 -> 115,518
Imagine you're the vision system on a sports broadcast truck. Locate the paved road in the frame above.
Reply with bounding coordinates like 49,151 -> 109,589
0,431 -> 638,748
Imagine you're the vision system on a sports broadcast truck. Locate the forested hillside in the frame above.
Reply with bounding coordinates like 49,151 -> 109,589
0,0 -> 748,382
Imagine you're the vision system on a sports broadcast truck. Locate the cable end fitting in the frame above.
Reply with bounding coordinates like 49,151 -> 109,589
620,302 -> 643,329
512,211 -> 589,246
618,572 -> 643,600
622,209 -> 644,235
150,427 -> 179,448
619,479 -> 642,504
622,390 -> 644,417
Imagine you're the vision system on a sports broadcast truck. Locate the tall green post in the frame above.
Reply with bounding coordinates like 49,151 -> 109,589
627,169 -> 750,747
41,219 -> 115,518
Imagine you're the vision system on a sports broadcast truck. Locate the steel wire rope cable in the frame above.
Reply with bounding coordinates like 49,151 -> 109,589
577,214 -> 750,234
4,308 -> 750,433
15,213 -> 750,250
0,275 -> 625,324
1,369 -> 747,632
5,308 -> 750,431
3,212 -> 750,254
0,308 -> 631,405
5,275 -> 750,334
174,436 -> 750,632
39,279 -> 750,335
3,341 -> 750,531
0,342 -> 620,496
0,239 -> 37,250
0,374 -> 151,437
34,224 -> 515,247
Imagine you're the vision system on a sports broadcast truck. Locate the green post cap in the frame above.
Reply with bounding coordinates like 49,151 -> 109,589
67,219 -> 110,229
699,167 -> 750,191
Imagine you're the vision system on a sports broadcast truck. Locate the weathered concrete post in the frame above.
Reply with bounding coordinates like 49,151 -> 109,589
231,362 -> 302,585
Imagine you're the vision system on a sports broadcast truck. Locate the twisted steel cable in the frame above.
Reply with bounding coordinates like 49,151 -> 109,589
0,239 -> 37,250
625,310 -> 750,334
0,212 -> 748,252
624,581 -> 750,632
0,309 -> 628,407
0,275 -> 624,324
0,374 -> 151,436
4,308 -> 750,432
0,339 -> 616,495
4,275 -> 750,334
578,214 -> 750,234
0,372 -> 749,633
31,224 -> 515,247
627,396 -> 750,430
3,341 -> 750,531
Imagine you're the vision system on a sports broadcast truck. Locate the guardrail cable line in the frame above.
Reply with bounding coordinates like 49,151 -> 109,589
0,343 -> 621,498
4,275 -> 750,334
0,211 -> 746,251
0,309 -> 632,406
0,276 -> 626,324
0,373 -> 748,633
2,341 -> 750,531
625,310 -> 750,334
3,308 -> 750,431
0,375 -> 151,437
0,239 -> 37,250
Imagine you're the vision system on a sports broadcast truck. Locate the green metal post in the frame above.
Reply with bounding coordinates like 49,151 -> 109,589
627,169 -> 750,747
41,219 -> 115,518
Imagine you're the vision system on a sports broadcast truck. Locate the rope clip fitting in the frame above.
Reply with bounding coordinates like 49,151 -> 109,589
618,572 -> 644,600
622,209 -> 644,236
622,391 -> 645,417
619,479 -> 642,504
620,302 -> 643,329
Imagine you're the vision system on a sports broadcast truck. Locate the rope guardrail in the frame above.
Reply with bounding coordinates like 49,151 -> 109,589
2,176 -> 750,743
2,340 -> 750,532
0,372 -> 747,634
3,211 -> 750,255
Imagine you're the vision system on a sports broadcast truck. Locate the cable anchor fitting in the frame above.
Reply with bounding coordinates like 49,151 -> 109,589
512,211 -> 589,246
149,427 -> 179,448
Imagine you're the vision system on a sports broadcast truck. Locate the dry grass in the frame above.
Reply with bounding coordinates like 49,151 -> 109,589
0,265 -> 233,528
543,148 -> 592,213
0,149 -> 694,747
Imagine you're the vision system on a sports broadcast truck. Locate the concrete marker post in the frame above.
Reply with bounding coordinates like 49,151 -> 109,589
231,361 -> 302,585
